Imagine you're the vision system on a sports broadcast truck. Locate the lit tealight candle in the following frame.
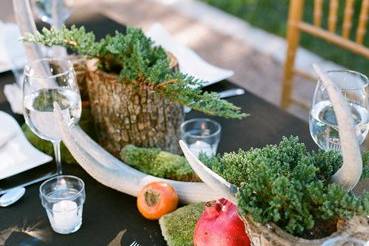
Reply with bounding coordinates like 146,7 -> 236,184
51,200 -> 81,234
189,140 -> 214,157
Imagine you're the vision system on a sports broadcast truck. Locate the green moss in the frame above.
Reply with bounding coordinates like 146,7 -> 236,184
361,151 -> 369,180
22,123 -> 75,164
120,145 -> 200,182
159,203 -> 204,246
22,108 -> 95,164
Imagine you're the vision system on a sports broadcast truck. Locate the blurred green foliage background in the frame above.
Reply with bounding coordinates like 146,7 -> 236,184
202,0 -> 369,74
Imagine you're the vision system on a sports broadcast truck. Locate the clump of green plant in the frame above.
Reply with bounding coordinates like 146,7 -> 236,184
120,145 -> 200,182
159,202 -> 205,246
201,136 -> 369,239
23,26 -> 246,119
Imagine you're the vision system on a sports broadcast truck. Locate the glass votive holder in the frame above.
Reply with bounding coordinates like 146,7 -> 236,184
39,175 -> 85,234
180,118 -> 221,157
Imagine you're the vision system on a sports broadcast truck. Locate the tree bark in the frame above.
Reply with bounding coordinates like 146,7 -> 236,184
70,55 -> 89,102
242,215 -> 369,246
85,60 -> 184,156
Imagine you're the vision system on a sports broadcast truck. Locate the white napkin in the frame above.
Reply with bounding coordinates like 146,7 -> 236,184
3,84 -> 23,114
0,22 -> 27,114
0,111 -> 52,180
0,21 -> 27,73
146,23 -> 234,87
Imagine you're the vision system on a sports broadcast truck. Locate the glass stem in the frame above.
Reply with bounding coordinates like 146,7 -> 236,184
53,141 -> 62,175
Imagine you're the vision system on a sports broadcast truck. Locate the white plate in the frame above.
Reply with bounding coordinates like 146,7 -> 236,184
0,61 -> 11,73
0,111 -> 52,180
146,23 -> 234,87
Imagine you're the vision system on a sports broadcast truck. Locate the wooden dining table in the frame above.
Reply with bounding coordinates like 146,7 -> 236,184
0,13 -> 318,246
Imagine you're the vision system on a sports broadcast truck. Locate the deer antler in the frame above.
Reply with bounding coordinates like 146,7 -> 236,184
52,103 -> 220,203
313,64 -> 362,191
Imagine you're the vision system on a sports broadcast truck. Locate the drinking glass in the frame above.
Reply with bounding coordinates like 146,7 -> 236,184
309,70 -> 369,151
181,118 -> 221,157
23,58 -> 82,175
31,0 -> 71,29
31,0 -> 72,57
40,175 -> 85,234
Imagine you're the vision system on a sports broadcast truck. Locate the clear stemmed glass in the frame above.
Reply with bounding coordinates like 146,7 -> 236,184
23,58 -> 82,175
31,0 -> 71,29
309,70 -> 369,151
31,0 -> 72,57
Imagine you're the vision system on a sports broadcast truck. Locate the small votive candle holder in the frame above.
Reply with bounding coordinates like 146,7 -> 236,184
181,118 -> 221,157
39,175 -> 85,234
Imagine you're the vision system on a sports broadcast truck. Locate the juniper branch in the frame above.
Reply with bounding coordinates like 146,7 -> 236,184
23,26 -> 247,119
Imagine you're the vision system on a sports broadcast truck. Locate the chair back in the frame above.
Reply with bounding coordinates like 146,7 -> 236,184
282,0 -> 369,109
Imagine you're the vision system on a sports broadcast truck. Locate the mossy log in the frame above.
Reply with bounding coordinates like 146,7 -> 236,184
85,58 -> 184,156
242,215 -> 369,246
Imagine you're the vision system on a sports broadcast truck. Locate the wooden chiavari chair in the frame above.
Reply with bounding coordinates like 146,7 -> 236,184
281,0 -> 369,109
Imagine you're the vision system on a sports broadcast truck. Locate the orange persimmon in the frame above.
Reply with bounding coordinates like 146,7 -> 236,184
137,181 -> 179,220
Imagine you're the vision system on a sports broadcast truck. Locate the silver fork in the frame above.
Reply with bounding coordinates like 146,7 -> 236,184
129,241 -> 140,246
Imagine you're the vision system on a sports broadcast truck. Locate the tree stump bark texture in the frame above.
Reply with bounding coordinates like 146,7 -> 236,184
242,215 -> 369,246
85,64 -> 184,156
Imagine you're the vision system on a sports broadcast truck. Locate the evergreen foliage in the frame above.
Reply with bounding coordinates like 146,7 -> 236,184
24,26 -> 246,119
201,136 -> 369,238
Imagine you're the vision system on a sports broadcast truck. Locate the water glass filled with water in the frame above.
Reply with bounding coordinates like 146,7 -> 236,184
309,70 -> 369,151
23,58 -> 82,175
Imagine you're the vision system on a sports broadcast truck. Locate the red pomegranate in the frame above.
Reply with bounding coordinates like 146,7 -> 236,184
194,198 -> 250,246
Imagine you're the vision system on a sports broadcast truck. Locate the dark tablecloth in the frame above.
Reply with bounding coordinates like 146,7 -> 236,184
0,14 -> 314,245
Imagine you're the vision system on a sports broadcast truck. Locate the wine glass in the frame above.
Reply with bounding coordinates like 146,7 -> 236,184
31,0 -> 71,29
23,58 -> 82,175
31,0 -> 72,57
309,70 -> 369,151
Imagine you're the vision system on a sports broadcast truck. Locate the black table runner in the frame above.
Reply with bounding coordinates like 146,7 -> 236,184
0,14 -> 314,245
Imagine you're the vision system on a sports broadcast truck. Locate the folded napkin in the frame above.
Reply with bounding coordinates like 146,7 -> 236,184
3,84 -> 23,114
146,23 -> 234,87
0,23 -> 27,115
0,21 -> 27,73
0,111 -> 52,180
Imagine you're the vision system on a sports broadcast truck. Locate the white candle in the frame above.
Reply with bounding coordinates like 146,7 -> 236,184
50,200 -> 81,234
189,140 -> 214,157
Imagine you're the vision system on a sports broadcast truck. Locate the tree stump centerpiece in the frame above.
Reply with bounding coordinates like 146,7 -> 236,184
86,58 -> 184,155
24,26 -> 246,156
